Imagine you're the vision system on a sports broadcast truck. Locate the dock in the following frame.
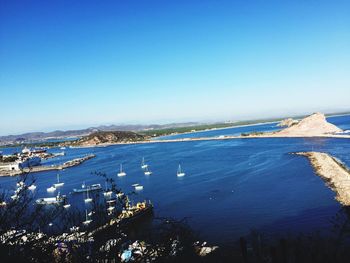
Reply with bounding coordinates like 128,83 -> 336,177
0,154 -> 95,177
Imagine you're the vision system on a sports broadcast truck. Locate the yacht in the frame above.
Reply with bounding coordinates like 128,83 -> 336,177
117,164 -> 126,177
103,182 -> 113,197
82,210 -> 92,225
53,174 -> 64,188
84,187 -> 93,203
141,157 -> 148,169
135,185 -> 144,191
28,184 -> 37,191
36,192 -> 66,205
47,186 -> 56,192
73,183 -> 101,193
144,166 -> 152,175
177,164 -> 185,177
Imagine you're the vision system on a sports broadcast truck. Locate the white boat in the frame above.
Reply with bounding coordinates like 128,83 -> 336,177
53,174 -> 64,188
84,187 -> 93,203
82,210 -> 92,225
63,204 -> 71,209
117,164 -> 126,177
60,147 -> 66,150
135,185 -> 144,191
73,183 -> 102,193
47,186 -> 56,192
177,164 -> 185,177
36,193 -> 66,205
16,181 -> 25,188
11,194 -> 18,200
144,166 -> 152,175
28,184 -> 37,191
141,157 -> 148,169
107,206 -> 115,212
103,182 -> 113,197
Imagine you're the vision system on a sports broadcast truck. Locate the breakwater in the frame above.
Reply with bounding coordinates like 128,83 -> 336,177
296,152 -> 350,206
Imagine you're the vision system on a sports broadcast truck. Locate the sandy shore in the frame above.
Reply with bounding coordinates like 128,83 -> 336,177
296,151 -> 350,206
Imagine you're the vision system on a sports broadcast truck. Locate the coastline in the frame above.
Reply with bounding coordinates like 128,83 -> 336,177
70,133 -> 350,148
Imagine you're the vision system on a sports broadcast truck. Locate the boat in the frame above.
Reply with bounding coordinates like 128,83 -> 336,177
47,186 -> 56,192
73,183 -> 102,193
84,187 -> 93,203
135,185 -> 144,191
16,181 -> 25,188
117,192 -> 124,198
117,164 -> 126,177
144,166 -> 152,175
63,204 -> 71,209
141,157 -> 148,169
28,184 -> 37,191
107,206 -> 115,212
177,164 -> 185,177
53,174 -> 64,188
103,182 -> 113,197
60,147 -> 66,150
82,210 -> 92,225
36,193 -> 66,205
11,194 -> 18,200
114,199 -> 153,225
106,199 -> 117,204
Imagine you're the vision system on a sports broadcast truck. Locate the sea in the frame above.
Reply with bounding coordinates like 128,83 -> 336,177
1,114 -> 350,244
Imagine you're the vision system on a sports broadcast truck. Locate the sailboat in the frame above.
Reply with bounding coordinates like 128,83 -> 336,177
141,157 -> 148,169
117,164 -> 126,177
28,184 -> 37,191
47,186 -> 56,192
103,182 -> 113,197
144,166 -> 152,175
53,174 -> 64,188
84,187 -> 93,203
177,164 -> 185,177
82,209 -> 92,225
134,184 -> 144,191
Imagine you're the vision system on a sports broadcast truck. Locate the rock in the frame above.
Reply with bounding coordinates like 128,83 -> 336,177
276,113 -> 342,136
277,118 -> 299,127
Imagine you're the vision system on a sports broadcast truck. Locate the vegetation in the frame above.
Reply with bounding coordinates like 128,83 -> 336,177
241,131 -> 266,137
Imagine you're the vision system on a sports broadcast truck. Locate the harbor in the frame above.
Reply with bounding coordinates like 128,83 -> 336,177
0,154 -> 95,177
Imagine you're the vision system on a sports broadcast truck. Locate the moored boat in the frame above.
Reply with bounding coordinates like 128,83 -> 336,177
28,184 -> 37,191
36,193 -> 66,205
144,166 -> 152,175
115,200 -> 153,225
177,164 -> 185,177
141,157 -> 148,169
117,164 -> 126,177
73,183 -> 102,193
53,174 -> 64,188
47,186 -> 56,192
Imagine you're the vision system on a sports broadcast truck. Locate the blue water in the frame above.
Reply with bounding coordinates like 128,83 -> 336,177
0,115 -> 349,243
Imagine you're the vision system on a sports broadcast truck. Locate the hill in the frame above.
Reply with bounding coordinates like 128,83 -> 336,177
276,112 -> 342,136
69,131 -> 147,146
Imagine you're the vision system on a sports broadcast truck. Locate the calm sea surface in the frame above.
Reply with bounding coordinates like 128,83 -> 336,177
1,115 -> 349,243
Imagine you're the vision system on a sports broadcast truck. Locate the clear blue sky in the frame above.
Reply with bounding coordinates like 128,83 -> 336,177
0,0 -> 349,135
